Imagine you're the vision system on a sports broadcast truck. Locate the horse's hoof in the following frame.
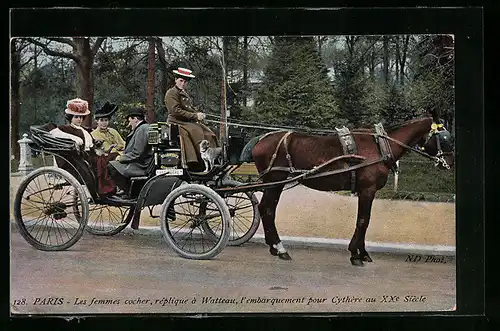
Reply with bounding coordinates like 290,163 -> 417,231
278,252 -> 292,261
269,247 -> 279,256
350,257 -> 364,266
362,255 -> 373,262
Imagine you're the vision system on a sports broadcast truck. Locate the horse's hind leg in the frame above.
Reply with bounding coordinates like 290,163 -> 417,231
259,184 -> 291,260
348,188 -> 376,266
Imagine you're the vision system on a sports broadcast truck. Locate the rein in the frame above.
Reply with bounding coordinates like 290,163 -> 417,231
206,116 -> 451,179
351,130 -> 452,168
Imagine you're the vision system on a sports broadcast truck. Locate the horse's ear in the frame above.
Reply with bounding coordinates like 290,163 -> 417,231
428,108 -> 441,123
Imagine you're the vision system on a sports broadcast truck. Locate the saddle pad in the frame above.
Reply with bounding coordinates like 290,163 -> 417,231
335,126 -> 358,155
374,122 -> 397,172
374,123 -> 393,160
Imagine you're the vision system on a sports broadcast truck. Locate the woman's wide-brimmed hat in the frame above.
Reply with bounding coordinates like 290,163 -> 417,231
94,101 -> 118,119
173,67 -> 195,79
65,98 -> 90,116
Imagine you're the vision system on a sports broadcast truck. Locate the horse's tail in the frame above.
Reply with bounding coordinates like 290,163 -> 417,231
239,135 -> 262,162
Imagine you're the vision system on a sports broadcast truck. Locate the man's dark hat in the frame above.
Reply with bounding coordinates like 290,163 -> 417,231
94,101 -> 118,119
126,107 -> 145,118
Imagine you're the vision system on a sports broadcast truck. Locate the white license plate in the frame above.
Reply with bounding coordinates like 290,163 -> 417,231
156,168 -> 184,176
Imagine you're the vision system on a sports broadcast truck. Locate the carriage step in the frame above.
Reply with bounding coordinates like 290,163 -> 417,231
103,196 -> 137,206
130,176 -> 148,181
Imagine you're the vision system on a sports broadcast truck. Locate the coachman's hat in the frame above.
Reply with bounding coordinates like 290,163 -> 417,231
173,67 -> 195,79
65,98 -> 90,116
94,101 -> 118,119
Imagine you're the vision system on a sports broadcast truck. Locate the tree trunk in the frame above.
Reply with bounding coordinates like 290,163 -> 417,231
10,39 -> 21,160
146,38 -> 156,123
383,36 -> 389,85
155,38 -> 168,99
73,38 -> 94,128
242,36 -> 248,107
399,35 -> 410,87
395,36 -> 400,86
369,40 -> 375,80
220,37 -> 230,142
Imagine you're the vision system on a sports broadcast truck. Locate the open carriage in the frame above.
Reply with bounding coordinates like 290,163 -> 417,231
13,109 -> 454,265
13,122 -> 260,260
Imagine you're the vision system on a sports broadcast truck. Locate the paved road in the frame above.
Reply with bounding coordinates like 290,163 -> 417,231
10,229 -> 456,315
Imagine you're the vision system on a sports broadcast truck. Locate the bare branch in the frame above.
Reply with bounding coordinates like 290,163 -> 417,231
24,37 -> 79,62
45,37 -> 75,47
91,37 -> 106,57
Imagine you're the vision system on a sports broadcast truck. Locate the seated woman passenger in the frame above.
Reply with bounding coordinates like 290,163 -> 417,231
91,101 -> 126,160
49,98 -> 117,197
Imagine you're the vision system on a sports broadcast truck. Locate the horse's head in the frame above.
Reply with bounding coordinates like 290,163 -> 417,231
417,109 -> 454,169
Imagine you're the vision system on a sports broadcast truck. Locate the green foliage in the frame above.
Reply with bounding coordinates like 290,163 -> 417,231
19,62 -> 76,134
333,60 -> 372,127
113,102 -> 147,138
254,36 -> 340,129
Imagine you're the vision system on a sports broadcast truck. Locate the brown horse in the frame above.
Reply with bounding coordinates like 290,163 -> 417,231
245,110 -> 454,266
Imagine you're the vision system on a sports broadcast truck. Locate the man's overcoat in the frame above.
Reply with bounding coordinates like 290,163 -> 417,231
109,121 -> 153,177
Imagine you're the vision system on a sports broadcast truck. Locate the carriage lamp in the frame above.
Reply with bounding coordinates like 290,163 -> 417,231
147,123 -> 160,145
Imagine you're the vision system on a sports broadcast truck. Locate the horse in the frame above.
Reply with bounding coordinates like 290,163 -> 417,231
241,110 -> 454,266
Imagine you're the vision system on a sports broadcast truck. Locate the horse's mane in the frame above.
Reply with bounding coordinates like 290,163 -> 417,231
379,117 -> 432,133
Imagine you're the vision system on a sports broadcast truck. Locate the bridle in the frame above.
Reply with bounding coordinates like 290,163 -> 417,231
420,122 -> 454,170
352,121 -> 454,170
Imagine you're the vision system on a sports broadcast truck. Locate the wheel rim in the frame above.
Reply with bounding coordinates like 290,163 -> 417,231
165,191 -> 226,256
15,171 -> 85,248
85,205 -> 132,235
224,191 -> 258,242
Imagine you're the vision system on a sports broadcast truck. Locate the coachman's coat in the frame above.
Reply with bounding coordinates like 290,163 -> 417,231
108,121 -> 153,178
164,86 -> 218,165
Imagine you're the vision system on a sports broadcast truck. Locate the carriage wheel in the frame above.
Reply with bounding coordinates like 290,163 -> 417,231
13,167 -> 89,251
160,184 -> 231,260
75,201 -> 134,236
203,180 -> 260,246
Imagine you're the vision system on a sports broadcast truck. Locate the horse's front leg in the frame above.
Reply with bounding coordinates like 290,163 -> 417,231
348,188 -> 376,266
259,185 -> 291,260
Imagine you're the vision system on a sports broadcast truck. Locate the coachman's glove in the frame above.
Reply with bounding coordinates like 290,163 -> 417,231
196,112 -> 205,121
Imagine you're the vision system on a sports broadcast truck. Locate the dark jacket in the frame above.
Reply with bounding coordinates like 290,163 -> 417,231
109,121 -> 153,177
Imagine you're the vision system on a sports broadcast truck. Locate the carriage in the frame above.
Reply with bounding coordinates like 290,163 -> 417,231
13,109 -> 454,265
13,121 -> 260,260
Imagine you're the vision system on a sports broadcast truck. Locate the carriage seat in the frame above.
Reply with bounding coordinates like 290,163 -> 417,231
29,123 -> 78,153
167,123 -> 180,147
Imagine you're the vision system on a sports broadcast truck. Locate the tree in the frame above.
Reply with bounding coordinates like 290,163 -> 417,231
254,36 -> 339,129
146,38 -> 156,123
25,37 -> 105,127
333,36 -> 376,127
407,35 -> 454,130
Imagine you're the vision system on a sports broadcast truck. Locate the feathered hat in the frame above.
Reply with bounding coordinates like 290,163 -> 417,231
65,98 -> 90,116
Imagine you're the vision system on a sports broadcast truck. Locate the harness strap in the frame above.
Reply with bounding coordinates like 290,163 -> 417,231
283,132 -> 295,172
261,131 -> 294,177
262,154 -> 366,178
303,157 -> 384,180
